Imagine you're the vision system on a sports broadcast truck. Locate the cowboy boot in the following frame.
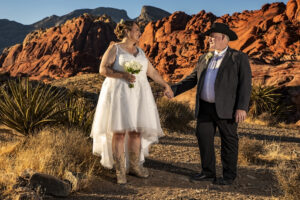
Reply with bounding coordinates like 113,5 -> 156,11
128,151 -> 149,178
113,153 -> 127,184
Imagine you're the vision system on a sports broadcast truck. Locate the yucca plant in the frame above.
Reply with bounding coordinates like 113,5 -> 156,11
249,85 -> 285,118
59,95 -> 95,134
0,78 -> 67,135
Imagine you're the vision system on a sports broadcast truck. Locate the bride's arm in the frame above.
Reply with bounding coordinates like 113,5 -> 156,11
99,44 -> 135,83
146,60 -> 174,98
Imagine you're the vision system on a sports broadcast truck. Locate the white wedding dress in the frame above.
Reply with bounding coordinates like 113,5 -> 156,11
90,44 -> 164,169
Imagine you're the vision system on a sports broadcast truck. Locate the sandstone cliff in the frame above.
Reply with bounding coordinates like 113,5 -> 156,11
0,14 -> 116,81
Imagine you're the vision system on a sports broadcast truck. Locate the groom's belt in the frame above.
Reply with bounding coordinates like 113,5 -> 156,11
200,99 -> 215,105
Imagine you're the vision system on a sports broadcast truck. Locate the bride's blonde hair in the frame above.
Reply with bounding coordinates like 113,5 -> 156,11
114,19 -> 136,40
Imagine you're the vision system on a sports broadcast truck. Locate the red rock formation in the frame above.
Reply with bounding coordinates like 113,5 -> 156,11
139,0 -> 300,121
139,1 -> 300,82
0,14 -> 116,81
286,0 -> 300,23
139,11 -> 216,81
221,2 -> 300,63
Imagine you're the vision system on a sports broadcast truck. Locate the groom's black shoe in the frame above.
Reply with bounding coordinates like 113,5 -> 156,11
190,172 -> 216,181
213,177 -> 234,185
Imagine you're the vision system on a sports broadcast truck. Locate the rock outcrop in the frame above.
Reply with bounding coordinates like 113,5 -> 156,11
136,6 -> 171,31
139,1 -> 300,82
139,10 -> 215,81
286,0 -> 300,23
0,6 -> 170,53
0,14 -> 117,81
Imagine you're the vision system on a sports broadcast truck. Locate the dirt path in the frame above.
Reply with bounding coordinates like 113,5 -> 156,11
45,122 -> 299,200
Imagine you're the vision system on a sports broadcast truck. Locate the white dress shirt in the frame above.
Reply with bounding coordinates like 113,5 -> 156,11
200,46 -> 228,103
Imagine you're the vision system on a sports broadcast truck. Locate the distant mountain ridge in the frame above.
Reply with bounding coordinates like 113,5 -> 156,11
32,7 -> 130,29
137,5 -> 171,21
136,6 -> 171,31
0,19 -> 33,52
0,6 -> 171,52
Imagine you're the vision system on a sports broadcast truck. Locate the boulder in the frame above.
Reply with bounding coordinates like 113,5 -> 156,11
29,173 -> 71,197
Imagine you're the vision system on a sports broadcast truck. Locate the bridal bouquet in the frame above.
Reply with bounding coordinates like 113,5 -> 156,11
123,60 -> 142,88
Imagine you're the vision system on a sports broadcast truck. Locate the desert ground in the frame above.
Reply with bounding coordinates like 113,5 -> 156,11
0,74 -> 298,200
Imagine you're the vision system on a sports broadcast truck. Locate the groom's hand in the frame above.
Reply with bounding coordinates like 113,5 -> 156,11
235,109 -> 247,123
164,85 -> 174,99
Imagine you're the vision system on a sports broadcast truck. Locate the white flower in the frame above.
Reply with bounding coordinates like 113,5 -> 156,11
205,52 -> 213,64
122,61 -> 142,88
123,61 -> 142,73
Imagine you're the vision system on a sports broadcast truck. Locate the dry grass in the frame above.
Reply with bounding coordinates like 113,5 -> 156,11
0,126 -> 103,195
258,143 -> 297,163
238,137 -> 265,166
239,137 -> 297,166
50,73 -> 104,95
244,117 -> 299,129
239,137 -> 300,199
274,161 -> 300,200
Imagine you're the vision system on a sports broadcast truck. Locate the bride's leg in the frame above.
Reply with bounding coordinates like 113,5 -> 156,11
128,131 -> 141,153
128,131 -> 149,178
112,132 -> 127,184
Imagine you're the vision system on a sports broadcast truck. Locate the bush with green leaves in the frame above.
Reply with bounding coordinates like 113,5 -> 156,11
249,85 -> 288,119
0,78 -> 67,135
157,98 -> 194,131
59,95 -> 95,134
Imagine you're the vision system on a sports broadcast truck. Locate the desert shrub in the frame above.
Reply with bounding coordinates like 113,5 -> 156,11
274,160 -> 300,200
157,98 -> 194,131
239,137 -> 296,166
0,126 -> 103,194
238,137 -> 265,165
0,78 -> 67,135
249,85 -> 287,120
59,95 -> 95,134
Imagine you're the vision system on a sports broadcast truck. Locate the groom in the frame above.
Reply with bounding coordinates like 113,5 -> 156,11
170,23 -> 252,185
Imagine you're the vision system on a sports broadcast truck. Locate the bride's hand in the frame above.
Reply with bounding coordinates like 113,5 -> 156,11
164,85 -> 174,99
122,72 -> 136,83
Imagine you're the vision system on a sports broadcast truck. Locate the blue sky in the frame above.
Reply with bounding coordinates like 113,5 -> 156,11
0,0 -> 289,25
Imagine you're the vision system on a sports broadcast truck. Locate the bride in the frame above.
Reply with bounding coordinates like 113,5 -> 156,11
90,20 -> 173,184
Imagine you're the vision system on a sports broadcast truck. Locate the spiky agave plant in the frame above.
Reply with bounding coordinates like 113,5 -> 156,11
60,95 -> 95,134
0,78 -> 67,135
249,85 -> 283,118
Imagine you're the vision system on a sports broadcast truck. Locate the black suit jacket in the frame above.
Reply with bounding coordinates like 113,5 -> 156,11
171,47 -> 252,119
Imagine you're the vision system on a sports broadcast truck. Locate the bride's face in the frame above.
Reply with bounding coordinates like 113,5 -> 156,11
126,23 -> 141,43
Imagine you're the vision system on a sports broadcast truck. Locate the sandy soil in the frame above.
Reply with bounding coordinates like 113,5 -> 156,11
45,122 -> 299,200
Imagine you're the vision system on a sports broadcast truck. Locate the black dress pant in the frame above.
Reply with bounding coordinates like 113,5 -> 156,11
196,100 -> 238,180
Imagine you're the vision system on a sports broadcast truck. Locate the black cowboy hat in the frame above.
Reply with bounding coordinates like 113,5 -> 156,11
204,23 -> 238,41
